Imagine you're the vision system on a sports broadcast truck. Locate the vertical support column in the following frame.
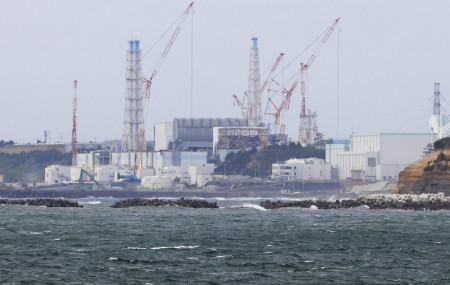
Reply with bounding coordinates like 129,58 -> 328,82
247,37 -> 260,127
122,40 -> 143,157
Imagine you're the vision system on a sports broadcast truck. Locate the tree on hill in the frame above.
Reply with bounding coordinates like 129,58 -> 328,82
433,137 -> 450,150
0,149 -> 71,182
0,140 -> 14,148
215,142 -> 325,178
423,143 -> 434,156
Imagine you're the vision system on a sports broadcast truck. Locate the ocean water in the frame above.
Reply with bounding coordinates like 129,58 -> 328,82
1,197 -> 450,284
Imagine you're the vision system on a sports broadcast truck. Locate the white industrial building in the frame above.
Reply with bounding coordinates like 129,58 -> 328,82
272,158 -> 331,181
326,133 -> 429,181
44,165 -> 71,184
45,149 -> 214,188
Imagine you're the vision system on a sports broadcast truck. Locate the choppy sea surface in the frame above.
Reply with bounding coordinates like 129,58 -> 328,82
1,196 -> 450,284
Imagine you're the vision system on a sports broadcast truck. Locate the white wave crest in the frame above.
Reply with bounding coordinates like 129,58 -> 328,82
108,257 -> 118,261
229,203 -> 267,211
124,247 -> 147,250
150,245 -> 199,250
19,231 -> 42,235
82,201 -> 102,205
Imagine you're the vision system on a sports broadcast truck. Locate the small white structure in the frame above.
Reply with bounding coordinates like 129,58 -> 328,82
141,176 -> 173,189
326,133 -> 429,181
272,158 -> 331,181
44,165 -> 71,184
154,122 -> 173,151
71,167 -> 82,182
430,114 -> 450,142
196,174 -> 213,187
188,163 -> 215,185
94,165 -> 117,182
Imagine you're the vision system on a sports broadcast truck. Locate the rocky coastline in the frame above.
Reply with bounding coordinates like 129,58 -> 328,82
260,193 -> 450,211
111,198 -> 219,209
0,198 -> 82,207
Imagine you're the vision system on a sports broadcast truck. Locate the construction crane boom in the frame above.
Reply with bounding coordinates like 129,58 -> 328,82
257,53 -> 284,123
266,80 -> 298,140
134,2 -> 194,174
299,17 -> 340,144
233,94 -> 248,118
234,53 -> 284,124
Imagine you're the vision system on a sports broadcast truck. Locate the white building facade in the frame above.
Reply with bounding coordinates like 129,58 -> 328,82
44,165 -> 71,184
272,158 -> 331,181
326,133 -> 429,181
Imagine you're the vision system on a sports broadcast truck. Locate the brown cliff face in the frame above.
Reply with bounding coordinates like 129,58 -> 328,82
397,149 -> 450,195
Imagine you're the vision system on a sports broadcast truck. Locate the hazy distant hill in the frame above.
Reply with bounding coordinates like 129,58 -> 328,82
0,149 -> 71,183
0,144 -> 66,154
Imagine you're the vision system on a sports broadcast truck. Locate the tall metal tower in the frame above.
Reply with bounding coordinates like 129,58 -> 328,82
72,80 -> 78,167
247,37 -> 261,127
431,82 -> 442,140
121,40 -> 143,156
433,83 -> 441,116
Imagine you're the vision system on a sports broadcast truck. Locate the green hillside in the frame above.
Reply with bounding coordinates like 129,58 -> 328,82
215,143 -> 325,177
0,150 -> 71,182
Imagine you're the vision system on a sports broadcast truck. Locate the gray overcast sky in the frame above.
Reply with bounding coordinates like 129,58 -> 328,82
1,0 -> 449,144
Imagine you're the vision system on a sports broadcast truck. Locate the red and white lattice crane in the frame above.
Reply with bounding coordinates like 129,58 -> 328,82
299,17 -> 340,144
233,53 -> 284,124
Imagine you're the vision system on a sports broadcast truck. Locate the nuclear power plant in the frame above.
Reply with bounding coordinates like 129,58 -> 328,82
43,9 -> 444,191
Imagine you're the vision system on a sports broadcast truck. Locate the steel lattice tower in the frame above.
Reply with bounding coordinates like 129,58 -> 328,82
247,37 -> 261,127
72,80 -> 78,166
121,40 -> 143,154
433,83 -> 441,116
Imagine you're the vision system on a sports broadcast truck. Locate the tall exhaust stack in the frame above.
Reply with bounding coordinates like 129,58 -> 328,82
121,40 -> 143,154
247,37 -> 261,127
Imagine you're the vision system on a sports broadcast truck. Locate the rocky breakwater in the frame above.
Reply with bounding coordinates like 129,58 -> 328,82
111,198 -> 219,209
260,193 -> 450,211
397,138 -> 450,195
0,198 -> 82,207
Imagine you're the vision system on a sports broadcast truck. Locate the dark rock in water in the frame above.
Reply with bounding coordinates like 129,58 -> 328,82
260,196 -> 450,211
111,198 -> 218,209
0,198 -> 82,207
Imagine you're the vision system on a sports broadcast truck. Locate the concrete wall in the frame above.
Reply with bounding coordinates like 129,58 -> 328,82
154,122 -> 173,151
336,152 -> 365,180
94,165 -> 117,182
327,133 -> 429,181
44,165 -> 71,184
272,158 -> 331,181
352,134 -> 380,152
325,143 -> 347,165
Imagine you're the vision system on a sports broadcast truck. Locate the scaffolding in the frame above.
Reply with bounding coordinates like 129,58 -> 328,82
217,127 -> 268,150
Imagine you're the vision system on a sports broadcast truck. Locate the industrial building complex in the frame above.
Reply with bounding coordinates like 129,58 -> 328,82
42,6 -> 447,192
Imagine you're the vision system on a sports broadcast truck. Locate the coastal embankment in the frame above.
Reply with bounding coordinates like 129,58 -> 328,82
260,193 -> 450,211
111,198 -> 218,208
0,198 -> 82,207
